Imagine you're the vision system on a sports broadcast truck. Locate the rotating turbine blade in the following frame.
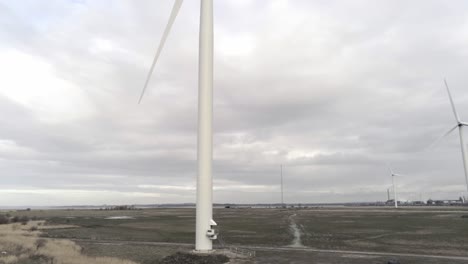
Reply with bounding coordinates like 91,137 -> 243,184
139,0 -> 184,104
386,163 -> 394,175
444,78 -> 460,122
427,124 -> 458,150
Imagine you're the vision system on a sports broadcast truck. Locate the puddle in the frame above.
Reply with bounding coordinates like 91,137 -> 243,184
105,216 -> 135,220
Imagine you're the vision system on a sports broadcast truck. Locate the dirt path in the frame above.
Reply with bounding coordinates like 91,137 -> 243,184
288,214 -> 303,247
69,238 -> 468,262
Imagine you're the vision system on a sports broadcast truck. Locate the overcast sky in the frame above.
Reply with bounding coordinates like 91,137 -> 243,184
1,0 -> 468,206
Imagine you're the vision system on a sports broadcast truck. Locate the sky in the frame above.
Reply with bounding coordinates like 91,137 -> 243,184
1,0 -> 468,206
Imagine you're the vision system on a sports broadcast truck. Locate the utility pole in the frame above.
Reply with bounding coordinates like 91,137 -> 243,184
281,165 -> 284,205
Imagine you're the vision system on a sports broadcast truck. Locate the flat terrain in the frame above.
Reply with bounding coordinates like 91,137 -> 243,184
4,206 -> 468,263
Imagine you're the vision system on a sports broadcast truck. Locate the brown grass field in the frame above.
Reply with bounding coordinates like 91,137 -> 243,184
1,206 -> 468,263
0,220 -> 137,264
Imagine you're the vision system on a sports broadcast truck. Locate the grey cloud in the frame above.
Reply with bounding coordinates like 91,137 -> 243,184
1,0 -> 468,206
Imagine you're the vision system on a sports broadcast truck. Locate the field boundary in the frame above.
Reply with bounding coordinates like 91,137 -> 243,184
69,238 -> 468,261
249,245 -> 468,261
227,247 -> 256,257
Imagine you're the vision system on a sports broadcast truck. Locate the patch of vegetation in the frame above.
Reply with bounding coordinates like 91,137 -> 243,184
0,215 -> 9,224
77,241 -> 186,264
0,221 -> 137,264
0,214 -> 31,225
160,252 -> 229,264
35,238 -> 47,250
23,254 -> 54,264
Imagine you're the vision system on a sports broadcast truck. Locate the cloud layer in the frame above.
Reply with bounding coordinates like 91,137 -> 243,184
1,0 -> 468,206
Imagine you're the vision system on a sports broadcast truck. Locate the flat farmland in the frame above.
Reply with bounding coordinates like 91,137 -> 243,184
4,207 -> 468,263
295,208 -> 468,256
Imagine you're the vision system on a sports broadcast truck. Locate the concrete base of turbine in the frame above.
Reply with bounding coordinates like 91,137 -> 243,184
192,249 -> 216,254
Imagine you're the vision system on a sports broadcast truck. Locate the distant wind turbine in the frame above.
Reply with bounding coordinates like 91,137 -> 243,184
430,79 -> 468,197
387,165 -> 402,209
138,0 -> 217,251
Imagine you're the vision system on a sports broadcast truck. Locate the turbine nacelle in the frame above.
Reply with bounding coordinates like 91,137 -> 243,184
387,164 -> 403,177
444,79 -> 468,128
386,164 -> 402,208
428,81 -> 468,150
430,79 -> 468,196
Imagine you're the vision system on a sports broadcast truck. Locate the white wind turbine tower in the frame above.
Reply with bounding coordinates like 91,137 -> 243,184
431,79 -> 468,197
138,0 -> 217,251
387,165 -> 402,208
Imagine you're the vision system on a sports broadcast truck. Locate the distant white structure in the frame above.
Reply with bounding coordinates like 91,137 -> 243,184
432,79 -> 468,198
387,165 -> 402,208
138,0 -> 217,251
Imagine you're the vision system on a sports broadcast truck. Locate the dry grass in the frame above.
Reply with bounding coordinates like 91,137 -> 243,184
0,221 -> 137,264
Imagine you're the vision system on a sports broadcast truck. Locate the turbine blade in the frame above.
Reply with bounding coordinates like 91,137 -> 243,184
426,124 -> 459,150
386,163 -> 394,175
444,78 -> 460,122
139,0 -> 184,104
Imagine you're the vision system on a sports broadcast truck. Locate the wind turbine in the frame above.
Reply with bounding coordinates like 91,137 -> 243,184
431,79 -> 468,197
138,0 -> 217,251
387,165 -> 401,208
